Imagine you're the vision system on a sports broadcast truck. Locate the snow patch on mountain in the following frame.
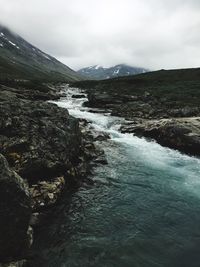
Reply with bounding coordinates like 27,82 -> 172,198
8,40 -> 20,49
95,65 -> 101,69
0,24 -> 82,81
78,64 -> 149,80
113,69 -> 120,75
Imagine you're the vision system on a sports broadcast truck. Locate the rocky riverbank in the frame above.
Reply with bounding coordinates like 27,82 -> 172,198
85,90 -> 200,156
0,82 -> 105,266
121,117 -> 200,156
71,72 -> 200,157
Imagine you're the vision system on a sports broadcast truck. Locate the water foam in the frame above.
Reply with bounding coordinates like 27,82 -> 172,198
52,85 -> 200,195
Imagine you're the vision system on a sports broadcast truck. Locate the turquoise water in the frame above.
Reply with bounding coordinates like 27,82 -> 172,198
30,87 -> 200,267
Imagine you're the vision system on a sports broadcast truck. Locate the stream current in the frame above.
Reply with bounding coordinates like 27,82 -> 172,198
30,85 -> 200,267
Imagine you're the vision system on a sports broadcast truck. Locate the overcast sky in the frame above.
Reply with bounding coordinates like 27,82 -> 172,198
0,0 -> 200,70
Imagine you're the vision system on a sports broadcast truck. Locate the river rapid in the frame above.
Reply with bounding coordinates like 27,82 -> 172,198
30,85 -> 200,267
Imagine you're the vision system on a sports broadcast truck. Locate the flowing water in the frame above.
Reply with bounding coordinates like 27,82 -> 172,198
30,86 -> 200,267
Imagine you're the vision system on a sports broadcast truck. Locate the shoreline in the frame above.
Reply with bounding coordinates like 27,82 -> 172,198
0,82 -> 106,266
70,83 -> 200,158
0,80 -> 199,266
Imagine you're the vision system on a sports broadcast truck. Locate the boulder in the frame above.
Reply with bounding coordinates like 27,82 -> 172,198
29,176 -> 65,211
71,94 -> 86,98
0,93 -> 82,183
121,118 -> 200,156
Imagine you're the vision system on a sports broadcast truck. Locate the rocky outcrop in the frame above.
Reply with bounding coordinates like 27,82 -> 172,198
0,83 -> 61,102
121,117 -> 200,156
0,86 -> 82,184
30,177 -> 65,211
0,154 -> 31,263
0,83 -> 105,264
84,90 -> 200,120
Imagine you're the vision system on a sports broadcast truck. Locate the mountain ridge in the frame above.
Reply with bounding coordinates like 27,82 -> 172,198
78,64 -> 149,80
0,25 -> 82,81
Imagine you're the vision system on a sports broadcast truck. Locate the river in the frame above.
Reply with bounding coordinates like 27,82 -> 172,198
29,85 -> 200,267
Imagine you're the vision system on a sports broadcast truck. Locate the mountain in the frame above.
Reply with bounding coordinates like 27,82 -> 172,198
0,25 -> 82,81
77,64 -> 148,80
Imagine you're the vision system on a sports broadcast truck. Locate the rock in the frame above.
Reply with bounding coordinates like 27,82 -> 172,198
93,155 -> 108,165
0,83 -> 108,265
0,260 -> 27,267
29,176 -> 65,211
78,83 -> 200,121
29,213 -> 40,226
71,94 -> 86,98
92,131 -> 110,141
121,118 -> 200,156
0,89 -> 83,183
0,154 -> 31,262
0,84 -> 60,102
84,92 -> 129,109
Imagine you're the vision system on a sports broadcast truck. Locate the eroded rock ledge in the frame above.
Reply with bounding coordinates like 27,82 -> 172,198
121,117 -> 200,156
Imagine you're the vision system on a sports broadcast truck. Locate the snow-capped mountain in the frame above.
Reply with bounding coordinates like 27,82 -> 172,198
78,64 -> 149,80
0,25 -> 82,81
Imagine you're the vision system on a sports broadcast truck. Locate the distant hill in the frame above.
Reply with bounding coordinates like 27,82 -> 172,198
72,67 -> 200,109
0,25 -> 82,81
77,64 -> 148,80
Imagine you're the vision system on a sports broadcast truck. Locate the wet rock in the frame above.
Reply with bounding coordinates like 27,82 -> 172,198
0,154 -> 31,262
92,131 -> 110,141
92,154 -> 108,165
29,176 -> 65,211
121,118 -> 200,156
71,94 -> 85,98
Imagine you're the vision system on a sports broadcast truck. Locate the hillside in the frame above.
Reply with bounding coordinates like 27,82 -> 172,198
0,25 -> 82,81
72,68 -> 200,109
78,64 -> 148,80
72,67 -> 200,156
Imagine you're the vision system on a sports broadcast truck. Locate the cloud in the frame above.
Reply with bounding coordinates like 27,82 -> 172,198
0,0 -> 200,70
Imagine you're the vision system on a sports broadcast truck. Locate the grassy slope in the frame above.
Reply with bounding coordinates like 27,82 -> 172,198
72,68 -> 200,107
0,26 -> 83,82
0,54 -> 82,82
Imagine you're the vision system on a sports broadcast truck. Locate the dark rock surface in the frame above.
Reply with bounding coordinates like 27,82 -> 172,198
84,90 -> 200,120
0,82 -> 105,264
0,154 -> 31,263
0,85 -> 82,183
0,260 -> 27,267
72,94 -> 86,99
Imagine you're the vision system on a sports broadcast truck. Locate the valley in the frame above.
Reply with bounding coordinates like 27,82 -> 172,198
0,23 -> 199,267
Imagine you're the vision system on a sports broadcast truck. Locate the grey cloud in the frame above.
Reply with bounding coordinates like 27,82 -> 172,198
0,0 -> 200,70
